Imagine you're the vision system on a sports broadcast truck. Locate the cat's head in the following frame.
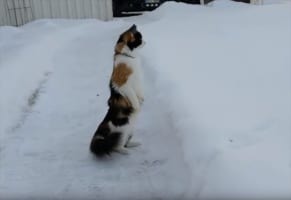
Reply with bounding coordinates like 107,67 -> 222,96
115,24 -> 145,54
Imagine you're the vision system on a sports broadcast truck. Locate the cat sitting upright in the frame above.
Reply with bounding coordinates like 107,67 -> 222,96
90,24 -> 145,157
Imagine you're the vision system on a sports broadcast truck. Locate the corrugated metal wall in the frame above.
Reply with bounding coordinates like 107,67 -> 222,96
0,0 -> 113,26
0,0 -> 9,25
5,0 -> 33,26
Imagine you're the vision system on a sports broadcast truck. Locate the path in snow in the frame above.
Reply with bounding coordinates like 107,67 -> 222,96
0,21 -> 191,199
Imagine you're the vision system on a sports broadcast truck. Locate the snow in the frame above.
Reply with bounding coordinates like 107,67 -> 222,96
263,0 -> 291,4
1,0 -> 291,199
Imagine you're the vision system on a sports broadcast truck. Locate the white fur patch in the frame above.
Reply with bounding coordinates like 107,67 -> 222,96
110,43 -> 145,152
113,47 -> 145,111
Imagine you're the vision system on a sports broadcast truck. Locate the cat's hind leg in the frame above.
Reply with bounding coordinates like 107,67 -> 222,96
113,131 -> 130,154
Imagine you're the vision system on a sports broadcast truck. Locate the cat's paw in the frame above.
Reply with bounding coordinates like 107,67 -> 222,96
114,147 -> 129,155
138,97 -> 144,105
125,141 -> 141,148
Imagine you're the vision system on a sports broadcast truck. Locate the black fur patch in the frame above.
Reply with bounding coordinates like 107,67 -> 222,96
109,82 -> 134,116
90,130 -> 121,157
90,84 -> 133,157
104,106 -> 130,127
127,32 -> 142,50
117,35 -> 123,44
116,24 -> 143,51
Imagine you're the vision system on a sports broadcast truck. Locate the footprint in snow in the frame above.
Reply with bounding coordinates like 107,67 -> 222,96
141,159 -> 167,168
228,118 -> 276,149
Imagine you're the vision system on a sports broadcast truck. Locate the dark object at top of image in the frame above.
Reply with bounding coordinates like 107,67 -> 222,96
113,0 -> 251,17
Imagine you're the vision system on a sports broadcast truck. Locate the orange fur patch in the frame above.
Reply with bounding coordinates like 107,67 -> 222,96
115,32 -> 135,54
111,63 -> 132,87
115,42 -> 125,54
123,32 -> 135,43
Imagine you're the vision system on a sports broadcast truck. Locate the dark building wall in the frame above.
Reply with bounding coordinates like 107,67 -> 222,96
203,0 -> 250,3
168,0 -> 250,5
113,0 -> 251,17
232,0 -> 250,2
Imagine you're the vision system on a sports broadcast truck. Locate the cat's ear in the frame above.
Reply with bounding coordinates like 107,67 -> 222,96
129,24 -> 137,33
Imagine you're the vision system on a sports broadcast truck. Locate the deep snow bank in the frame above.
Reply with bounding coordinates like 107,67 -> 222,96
139,1 -> 291,198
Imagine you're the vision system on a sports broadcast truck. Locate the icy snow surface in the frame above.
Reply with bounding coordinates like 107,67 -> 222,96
1,0 -> 291,199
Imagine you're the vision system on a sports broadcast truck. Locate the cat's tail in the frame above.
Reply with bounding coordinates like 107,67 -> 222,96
90,132 -> 121,157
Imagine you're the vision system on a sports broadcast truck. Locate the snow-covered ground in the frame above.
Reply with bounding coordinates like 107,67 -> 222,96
1,0 -> 290,199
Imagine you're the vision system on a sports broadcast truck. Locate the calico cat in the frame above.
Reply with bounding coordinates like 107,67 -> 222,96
90,24 -> 145,156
